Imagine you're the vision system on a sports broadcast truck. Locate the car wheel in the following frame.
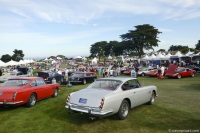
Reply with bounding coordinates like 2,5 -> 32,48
26,93 -> 37,107
52,88 -> 58,97
148,91 -> 155,105
141,73 -> 145,76
177,74 -> 181,79
83,79 -> 86,85
191,73 -> 194,77
117,100 -> 129,120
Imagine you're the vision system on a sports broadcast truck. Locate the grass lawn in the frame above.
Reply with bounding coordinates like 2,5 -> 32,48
0,74 -> 200,133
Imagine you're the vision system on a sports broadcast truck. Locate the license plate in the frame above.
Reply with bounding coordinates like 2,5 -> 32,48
79,98 -> 87,104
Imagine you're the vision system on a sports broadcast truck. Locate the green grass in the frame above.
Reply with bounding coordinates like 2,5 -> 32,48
0,74 -> 200,133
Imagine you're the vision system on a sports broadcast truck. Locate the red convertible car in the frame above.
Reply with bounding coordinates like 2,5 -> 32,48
165,64 -> 196,79
0,77 -> 60,107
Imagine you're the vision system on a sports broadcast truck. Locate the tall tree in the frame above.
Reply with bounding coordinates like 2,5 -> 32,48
195,40 -> 200,50
12,49 -> 24,62
1,54 -> 12,63
90,41 -> 108,62
120,24 -> 162,57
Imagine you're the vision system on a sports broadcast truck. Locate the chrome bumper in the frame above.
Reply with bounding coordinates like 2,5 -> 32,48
65,103 -> 113,116
0,101 -> 23,105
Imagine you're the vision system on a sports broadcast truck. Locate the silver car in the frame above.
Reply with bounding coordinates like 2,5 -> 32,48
65,77 -> 158,120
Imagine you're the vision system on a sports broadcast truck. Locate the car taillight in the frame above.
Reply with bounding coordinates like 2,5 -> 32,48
66,94 -> 71,103
12,92 -> 17,100
99,98 -> 105,109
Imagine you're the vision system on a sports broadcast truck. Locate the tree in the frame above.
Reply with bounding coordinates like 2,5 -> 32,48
120,24 -> 162,57
90,41 -> 108,62
1,54 -> 12,63
168,45 -> 189,54
12,49 -> 24,62
195,40 -> 200,50
157,49 -> 166,53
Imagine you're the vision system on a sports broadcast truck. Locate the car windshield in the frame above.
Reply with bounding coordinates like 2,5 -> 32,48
87,80 -> 122,90
1,79 -> 30,86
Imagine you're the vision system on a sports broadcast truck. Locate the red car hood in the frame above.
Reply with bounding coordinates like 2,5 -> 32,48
166,64 -> 178,75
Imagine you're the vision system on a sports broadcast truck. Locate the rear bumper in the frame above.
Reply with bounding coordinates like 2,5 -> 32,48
65,103 -> 113,116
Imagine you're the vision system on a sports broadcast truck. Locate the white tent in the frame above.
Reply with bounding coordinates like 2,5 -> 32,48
6,60 -> 18,66
82,56 -> 87,61
91,57 -> 98,65
44,58 -> 49,61
142,55 -> 150,60
148,54 -> 156,60
108,55 -> 112,60
57,57 -> 62,60
0,60 -> 6,67
163,52 -> 172,60
185,50 -> 194,57
155,53 -> 165,60
175,51 -> 183,57
73,56 -> 82,59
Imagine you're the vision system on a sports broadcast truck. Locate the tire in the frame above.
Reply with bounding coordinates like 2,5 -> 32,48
148,91 -> 155,105
141,73 -> 145,76
117,100 -> 129,120
83,79 -> 86,85
52,88 -> 58,97
177,74 -> 181,79
191,73 -> 194,77
26,93 -> 37,107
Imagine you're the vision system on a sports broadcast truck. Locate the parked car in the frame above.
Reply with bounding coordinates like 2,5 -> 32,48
68,72 -> 97,85
0,69 -> 30,83
65,77 -> 157,120
165,64 -> 196,79
37,71 -> 65,84
187,65 -> 200,73
137,68 -> 155,76
147,69 -> 167,77
0,77 -> 60,107
123,68 -> 135,75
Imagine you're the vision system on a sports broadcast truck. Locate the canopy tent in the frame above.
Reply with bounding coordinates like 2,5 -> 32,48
73,56 -> 82,59
43,58 -> 49,61
108,55 -> 113,60
163,52 -> 172,60
82,56 -> 87,61
57,57 -> 62,60
142,55 -> 150,60
155,52 -> 165,60
91,57 -> 98,65
0,60 -> 6,67
148,54 -> 156,60
185,50 -> 194,57
175,51 -> 183,57
6,60 -> 19,66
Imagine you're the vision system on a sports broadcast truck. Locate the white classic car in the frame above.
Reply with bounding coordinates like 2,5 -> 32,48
65,77 -> 158,120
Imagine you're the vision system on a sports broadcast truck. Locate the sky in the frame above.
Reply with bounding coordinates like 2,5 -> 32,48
0,0 -> 200,59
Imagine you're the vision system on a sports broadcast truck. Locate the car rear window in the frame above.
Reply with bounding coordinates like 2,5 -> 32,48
1,79 -> 30,86
88,80 -> 122,90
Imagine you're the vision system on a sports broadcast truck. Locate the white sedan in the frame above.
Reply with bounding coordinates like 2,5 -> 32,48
65,77 -> 157,120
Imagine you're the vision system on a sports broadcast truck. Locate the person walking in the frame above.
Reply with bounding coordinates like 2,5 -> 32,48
157,66 -> 163,80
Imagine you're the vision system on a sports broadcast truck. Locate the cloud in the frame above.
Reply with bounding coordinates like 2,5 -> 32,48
1,0 -> 200,25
